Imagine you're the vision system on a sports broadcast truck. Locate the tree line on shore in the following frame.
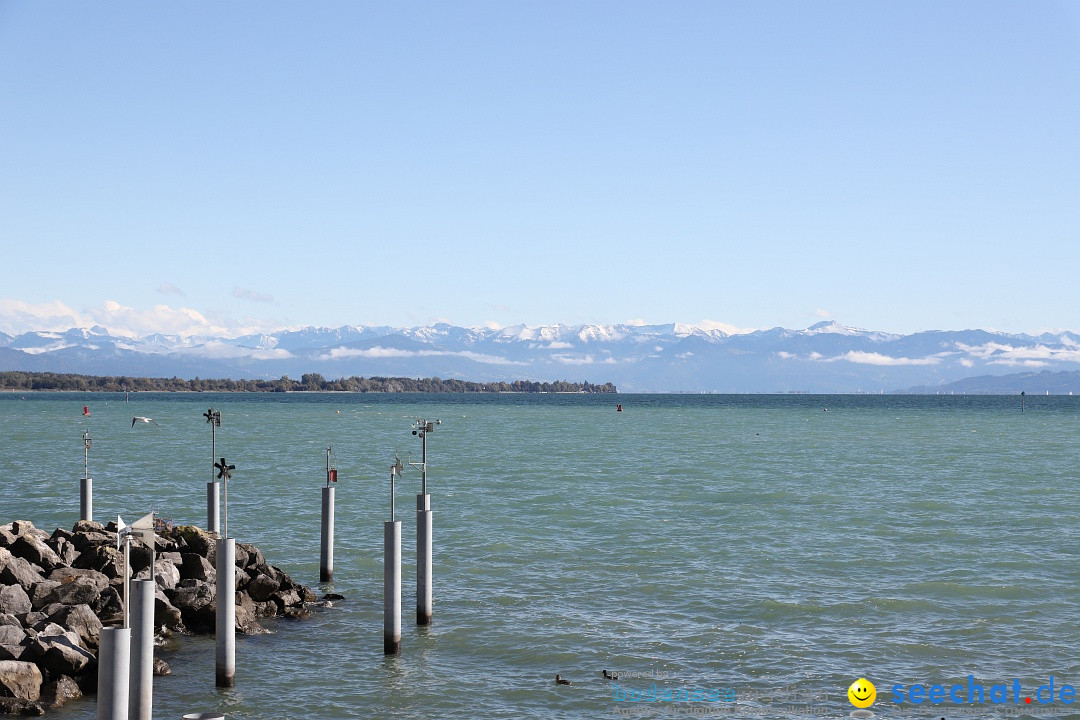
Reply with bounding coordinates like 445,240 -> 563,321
0,371 -> 617,394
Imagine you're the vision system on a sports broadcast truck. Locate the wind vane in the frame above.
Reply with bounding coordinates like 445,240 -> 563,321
215,457 -> 236,537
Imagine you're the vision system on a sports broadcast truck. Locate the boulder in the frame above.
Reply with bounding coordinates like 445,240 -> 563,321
8,537 -> 63,574
45,605 -> 100,651
128,542 -> 154,577
15,613 -> 46,630
94,587 -> 123,626
0,660 -> 42,701
179,553 -> 215,582
173,526 -> 215,560
68,529 -> 113,554
0,526 -> 16,549
237,542 -> 264,570
246,573 -> 280,602
0,628 -> 24,648
153,559 -> 180,591
0,646 -> 26,662
0,587 -> 30,617
72,545 -> 126,579
40,674 -> 81,708
270,589 -> 300,612
0,627 -> 27,661
44,538 -> 78,568
153,590 -> 184,632
153,657 -> 171,676
7,522 -> 47,542
0,549 -> 43,592
166,580 -> 215,631
27,624 -> 94,677
234,593 -> 265,635
40,573 -> 107,608
27,582 -> 61,612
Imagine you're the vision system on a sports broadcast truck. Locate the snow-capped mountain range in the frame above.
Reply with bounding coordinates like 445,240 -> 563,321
2,321 -> 1080,393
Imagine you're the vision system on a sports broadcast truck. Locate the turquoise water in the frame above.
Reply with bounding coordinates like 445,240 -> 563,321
1,392 -> 1078,719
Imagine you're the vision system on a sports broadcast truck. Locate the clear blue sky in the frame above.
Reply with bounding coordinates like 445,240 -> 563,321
1,1 -> 1078,338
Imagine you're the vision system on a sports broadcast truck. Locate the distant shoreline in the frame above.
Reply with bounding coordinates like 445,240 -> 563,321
0,371 -> 617,394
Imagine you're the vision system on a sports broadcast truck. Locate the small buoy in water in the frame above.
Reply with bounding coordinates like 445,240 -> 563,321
83,406 -> 90,416
335,410 -> 341,414
616,404 -> 622,412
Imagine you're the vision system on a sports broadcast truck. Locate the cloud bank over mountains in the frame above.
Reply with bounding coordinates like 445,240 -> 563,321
3,318 -> 1080,393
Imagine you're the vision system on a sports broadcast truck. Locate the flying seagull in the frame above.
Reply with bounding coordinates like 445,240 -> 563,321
131,416 -> 159,428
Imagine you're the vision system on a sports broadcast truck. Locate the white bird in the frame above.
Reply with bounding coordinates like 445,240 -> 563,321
131,416 -> 159,428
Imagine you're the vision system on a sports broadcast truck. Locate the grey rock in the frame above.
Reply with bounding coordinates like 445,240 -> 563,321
246,573 -> 280,602
153,590 -> 184,632
27,582 -> 61,612
28,625 -> 94,676
15,613 -> 46,630
153,559 -> 180,591
179,553 -> 215,582
0,587 -> 30,616
7,522 -> 47,542
0,549 -> 43,592
94,587 -> 124,626
0,627 -> 24,648
237,543 -> 264,570
8,537 -> 63,574
40,674 -> 81,708
72,545 -> 126,579
68,529 -> 113,554
271,589 -> 301,612
0,659 -> 42,702
172,526 -> 215,561
45,605 -> 100,651
152,658 -> 171,676
0,645 -> 27,662
41,575 -> 106,608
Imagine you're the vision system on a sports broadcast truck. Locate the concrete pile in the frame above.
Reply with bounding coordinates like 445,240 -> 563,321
0,519 -> 316,714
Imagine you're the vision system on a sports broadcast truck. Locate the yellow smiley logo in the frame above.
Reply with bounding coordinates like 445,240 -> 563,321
848,678 -> 876,708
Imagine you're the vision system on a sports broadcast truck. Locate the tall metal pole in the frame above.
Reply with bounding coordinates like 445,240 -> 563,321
205,409 -> 220,534
215,537 -> 236,687
410,420 -> 438,626
80,431 -> 93,522
320,446 -> 335,582
96,627 -> 130,720
385,457 -> 403,653
129,579 -> 155,720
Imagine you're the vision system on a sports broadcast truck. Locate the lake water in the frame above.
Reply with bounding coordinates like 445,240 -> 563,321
1,392 -> 1078,719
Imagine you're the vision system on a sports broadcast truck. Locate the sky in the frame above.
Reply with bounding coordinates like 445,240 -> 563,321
1,1 -> 1078,339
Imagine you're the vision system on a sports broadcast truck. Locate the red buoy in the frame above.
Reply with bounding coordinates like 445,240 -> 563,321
83,406 -> 90,416
616,404 -> 622,412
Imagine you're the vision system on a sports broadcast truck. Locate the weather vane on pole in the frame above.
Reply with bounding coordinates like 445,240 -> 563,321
215,457 -> 236,538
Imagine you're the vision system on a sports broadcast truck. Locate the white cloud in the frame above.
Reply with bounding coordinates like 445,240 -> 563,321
777,348 -> 940,366
550,353 -> 617,365
955,342 -> 1080,365
176,342 -> 293,360
232,287 -> 275,303
814,308 -> 833,319
0,299 -> 84,333
483,321 -> 503,330
157,283 -> 185,296
543,341 -> 574,349
690,319 -> 757,335
0,298 -> 286,338
832,351 -> 940,366
320,346 -> 526,365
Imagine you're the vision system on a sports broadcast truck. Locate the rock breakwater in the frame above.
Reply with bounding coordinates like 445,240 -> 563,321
0,519 -> 316,714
